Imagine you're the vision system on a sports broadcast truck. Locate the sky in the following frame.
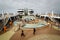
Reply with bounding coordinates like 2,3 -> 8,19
0,0 -> 60,14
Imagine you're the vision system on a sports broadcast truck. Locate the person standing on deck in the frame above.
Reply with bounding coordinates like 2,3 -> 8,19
33,28 -> 36,35
21,30 -> 25,37
9,21 -> 13,27
18,24 -> 20,30
3,26 -> 7,32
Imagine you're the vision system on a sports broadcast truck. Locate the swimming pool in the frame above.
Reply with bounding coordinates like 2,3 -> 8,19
13,19 -> 47,29
22,21 -> 47,29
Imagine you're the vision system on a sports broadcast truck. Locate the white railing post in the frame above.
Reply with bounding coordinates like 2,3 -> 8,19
52,10 -> 54,17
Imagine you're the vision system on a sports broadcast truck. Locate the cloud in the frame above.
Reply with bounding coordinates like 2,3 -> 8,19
0,0 -> 60,14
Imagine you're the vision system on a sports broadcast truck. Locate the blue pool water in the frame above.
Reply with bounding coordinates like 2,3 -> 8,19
23,21 -> 47,28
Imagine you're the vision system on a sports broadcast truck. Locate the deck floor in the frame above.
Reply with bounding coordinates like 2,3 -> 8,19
10,26 -> 60,40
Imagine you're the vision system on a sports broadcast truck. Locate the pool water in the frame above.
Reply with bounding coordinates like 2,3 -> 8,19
23,24 -> 45,28
22,16 -> 47,28
23,21 -> 47,28
13,19 -> 47,29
